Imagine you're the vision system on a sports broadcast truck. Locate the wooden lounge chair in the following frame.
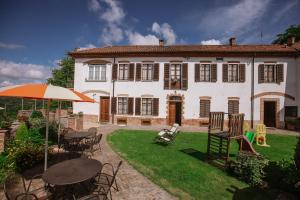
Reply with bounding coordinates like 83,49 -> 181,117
155,123 -> 180,144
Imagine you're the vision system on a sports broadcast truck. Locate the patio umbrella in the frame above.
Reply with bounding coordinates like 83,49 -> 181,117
0,107 -> 4,110
0,83 -> 94,170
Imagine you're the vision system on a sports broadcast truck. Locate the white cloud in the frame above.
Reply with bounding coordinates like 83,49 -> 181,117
152,22 -> 176,44
100,23 -> 124,44
79,43 -> 96,50
100,0 -> 125,24
0,80 -> 14,87
0,42 -> 25,49
200,0 -> 271,38
0,60 -> 51,80
127,31 -> 159,45
201,39 -> 221,45
88,0 -> 101,12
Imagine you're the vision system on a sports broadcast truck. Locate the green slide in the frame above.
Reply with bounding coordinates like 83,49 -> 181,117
245,131 -> 256,144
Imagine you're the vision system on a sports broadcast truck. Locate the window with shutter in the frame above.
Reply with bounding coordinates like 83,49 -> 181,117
223,63 -> 245,83
223,64 -> 228,82
135,98 -> 141,115
259,63 -> 284,83
164,63 -> 170,89
211,64 -> 217,82
195,64 -> 200,82
118,97 -> 128,114
128,97 -> 134,115
136,63 -> 141,81
129,63 -> 135,81
228,100 -> 239,114
153,63 -> 159,81
200,99 -> 210,118
141,64 -> 153,81
152,98 -> 159,116
111,97 -> 117,114
141,98 -> 153,115
112,64 -> 118,80
182,63 -> 188,90
239,64 -> 245,82
118,64 -> 129,80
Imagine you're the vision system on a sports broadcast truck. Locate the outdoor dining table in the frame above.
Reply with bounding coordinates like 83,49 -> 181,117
64,131 -> 94,140
42,158 -> 102,186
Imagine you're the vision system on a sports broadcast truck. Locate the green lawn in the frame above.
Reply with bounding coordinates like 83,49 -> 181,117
107,130 -> 298,200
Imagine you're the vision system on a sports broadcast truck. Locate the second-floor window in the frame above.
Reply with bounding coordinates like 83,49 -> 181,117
258,64 -> 284,83
228,64 -> 239,82
142,64 -> 153,81
88,65 -> 106,81
170,64 -> 181,89
200,64 -> 211,82
119,64 -> 129,80
118,97 -> 128,114
141,98 -> 153,115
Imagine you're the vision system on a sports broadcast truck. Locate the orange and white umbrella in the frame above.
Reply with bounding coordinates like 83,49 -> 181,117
0,83 -> 94,170
0,84 -> 94,102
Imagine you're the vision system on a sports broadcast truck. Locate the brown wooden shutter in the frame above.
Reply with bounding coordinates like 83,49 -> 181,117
111,97 -> 117,114
182,63 -> 188,90
128,97 -> 134,115
211,64 -> 217,82
152,98 -> 159,116
223,64 -> 228,82
228,100 -> 239,114
153,63 -> 159,81
164,63 -> 170,89
136,63 -> 141,81
112,64 -> 118,80
200,100 -> 210,118
135,98 -> 141,115
239,64 -> 245,82
258,64 -> 264,83
195,63 -> 200,82
276,64 -> 284,83
129,63 -> 135,81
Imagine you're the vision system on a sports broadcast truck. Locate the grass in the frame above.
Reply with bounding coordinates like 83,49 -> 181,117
107,130 -> 298,200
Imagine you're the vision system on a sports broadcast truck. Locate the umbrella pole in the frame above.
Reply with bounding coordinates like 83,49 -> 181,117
44,99 -> 51,171
57,101 -> 61,145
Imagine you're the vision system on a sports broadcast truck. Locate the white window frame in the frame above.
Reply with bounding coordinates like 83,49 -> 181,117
141,98 -> 153,116
87,64 -> 106,81
141,63 -> 153,81
118,63 -> 129,80
118,97 -> 128,114
263,64 -> 276,83
227,64 -> 239,82
199,64 -> 211,82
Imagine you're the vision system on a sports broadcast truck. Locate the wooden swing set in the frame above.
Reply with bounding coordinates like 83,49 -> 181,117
207,112 -> 245,166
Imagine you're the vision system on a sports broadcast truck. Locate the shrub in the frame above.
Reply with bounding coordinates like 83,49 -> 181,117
29,117 -> 46,130
15,123 -> 29,141
39,121 -> 58,144
30,110 -> 44,119
28,128 -> 44,145
228,152 -> 268,187
265,160 -> 300,194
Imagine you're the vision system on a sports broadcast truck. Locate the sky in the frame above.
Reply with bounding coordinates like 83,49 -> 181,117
0,0 -> 299,87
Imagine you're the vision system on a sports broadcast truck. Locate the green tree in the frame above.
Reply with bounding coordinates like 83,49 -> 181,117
47,56 -> 75,88
272,24 -> 300,44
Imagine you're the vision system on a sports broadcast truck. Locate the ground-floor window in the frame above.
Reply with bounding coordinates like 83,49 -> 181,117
228,100 -> 239,114
200,99 -> 210,118
118,97 -> 128,114
141,98 -> 153,115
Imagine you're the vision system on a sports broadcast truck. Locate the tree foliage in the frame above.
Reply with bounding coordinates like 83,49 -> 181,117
272,24 -> 300,44
47,56 -> 75,88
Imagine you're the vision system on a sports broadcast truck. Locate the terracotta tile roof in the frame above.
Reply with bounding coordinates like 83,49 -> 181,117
69,44 -> 300,58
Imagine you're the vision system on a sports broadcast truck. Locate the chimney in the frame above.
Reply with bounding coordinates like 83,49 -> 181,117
229,37 -> 237,46
159,39 -> 165,46
287,36 -> 296,46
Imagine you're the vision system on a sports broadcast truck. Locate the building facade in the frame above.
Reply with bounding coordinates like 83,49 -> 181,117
70,38 -> 300,128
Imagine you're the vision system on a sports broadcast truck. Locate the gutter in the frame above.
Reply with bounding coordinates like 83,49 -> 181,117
250,54 -> 256,129
112,57 -> 116,124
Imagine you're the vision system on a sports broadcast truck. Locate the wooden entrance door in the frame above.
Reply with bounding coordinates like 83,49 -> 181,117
264,101 -> 276,127
100,97 -> 110,122
168,101 -> 182,125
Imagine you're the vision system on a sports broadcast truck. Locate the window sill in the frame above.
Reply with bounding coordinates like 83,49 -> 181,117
85,79 -> 106,82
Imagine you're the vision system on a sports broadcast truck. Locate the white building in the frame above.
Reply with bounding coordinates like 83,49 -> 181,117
70,37 -> 300,128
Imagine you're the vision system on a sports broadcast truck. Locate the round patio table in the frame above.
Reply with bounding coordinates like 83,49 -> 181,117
64,131 -> 94,140
42,158 -> 102,186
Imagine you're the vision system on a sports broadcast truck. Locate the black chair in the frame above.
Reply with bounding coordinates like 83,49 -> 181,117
93,161 -> 122,200
4,174 -> 26,200
74,194 -> 105,200
15,193 -> 38,200
88,127 -> 98,138
23,174 -> 52,200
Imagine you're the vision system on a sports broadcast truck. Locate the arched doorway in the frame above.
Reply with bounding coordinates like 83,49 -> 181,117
168,96 -> 182,125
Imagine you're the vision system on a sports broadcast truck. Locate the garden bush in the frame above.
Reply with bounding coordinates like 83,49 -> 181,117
28,128 -> 44,145
39,121 -> 58,144
228,152 -> 268,187
30,110 -> 44,119
29,117 -> 46,130
265,160 -> 300,195
15,123 -> 29,141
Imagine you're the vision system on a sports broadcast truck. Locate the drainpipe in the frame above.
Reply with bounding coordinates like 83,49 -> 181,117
250,54 -> 255,129
112,57 -> 116,124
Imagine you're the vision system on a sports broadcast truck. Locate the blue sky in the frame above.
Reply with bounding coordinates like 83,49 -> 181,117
0,0 -> 299,86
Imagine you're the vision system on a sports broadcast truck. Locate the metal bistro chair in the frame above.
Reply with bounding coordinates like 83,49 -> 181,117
88,127 -> 98,138
4,174 -> 27,200
93,161 -> 123,200
83,134 -> 103,158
